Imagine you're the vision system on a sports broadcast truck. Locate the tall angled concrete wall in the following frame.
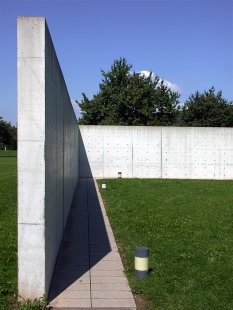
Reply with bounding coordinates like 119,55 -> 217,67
17,17 -> 79,299
79,125 -> 233,179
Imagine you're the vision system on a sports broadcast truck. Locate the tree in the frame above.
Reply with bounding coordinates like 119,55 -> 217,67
180,87 -> 233,127
0,117 -> 17,149
77,58 -> 180,125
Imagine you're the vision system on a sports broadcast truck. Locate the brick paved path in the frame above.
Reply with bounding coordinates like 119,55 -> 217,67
49,178 -> 136,309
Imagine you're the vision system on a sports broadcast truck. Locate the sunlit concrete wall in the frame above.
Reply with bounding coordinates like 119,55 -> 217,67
79,125 -> 233,179
17,17 -> 78,299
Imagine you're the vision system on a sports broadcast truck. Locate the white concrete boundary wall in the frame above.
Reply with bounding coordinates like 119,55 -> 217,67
18,17 -> 78,299
79,125 -> 233,179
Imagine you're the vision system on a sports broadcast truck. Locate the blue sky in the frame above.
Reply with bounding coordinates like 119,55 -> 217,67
0,0 -> 232,124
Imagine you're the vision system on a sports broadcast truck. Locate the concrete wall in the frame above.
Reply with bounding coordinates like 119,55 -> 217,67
18,17 -> 79,299
79,125 -> 233,179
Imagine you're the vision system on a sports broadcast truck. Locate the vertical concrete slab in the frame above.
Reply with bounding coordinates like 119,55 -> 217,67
132,126 -> 161,178
162,127 -> 194,179
18,17 -> 46,299
103,126 -> 133,178
18,17 -> 79,299
79,125 -> 134,178
79,125 -> 104,177
161,127 -> 233,179
219,128 -> 233,179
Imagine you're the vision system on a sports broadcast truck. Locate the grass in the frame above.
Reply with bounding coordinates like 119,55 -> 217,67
16,297 -> 47,310
98,178 -> 233,310
0,151 -> 17,309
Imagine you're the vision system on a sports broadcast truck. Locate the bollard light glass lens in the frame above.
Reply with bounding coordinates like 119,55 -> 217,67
135,257 -> 148,271
101,181 -> 106,189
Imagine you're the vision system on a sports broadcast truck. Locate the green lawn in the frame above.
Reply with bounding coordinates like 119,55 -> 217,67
98,179 -> 233,310
0,151 -> 17,309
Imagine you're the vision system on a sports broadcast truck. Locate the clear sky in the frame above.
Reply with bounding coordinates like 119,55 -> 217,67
0,0 -> 233,125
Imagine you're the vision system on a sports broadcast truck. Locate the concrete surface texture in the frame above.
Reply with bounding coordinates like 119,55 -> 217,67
17,17 -> 79,299
79,125 -> 233,179
49,178 -> 136,309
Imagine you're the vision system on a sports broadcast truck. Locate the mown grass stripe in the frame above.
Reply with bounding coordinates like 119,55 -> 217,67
98,178 -> 233,310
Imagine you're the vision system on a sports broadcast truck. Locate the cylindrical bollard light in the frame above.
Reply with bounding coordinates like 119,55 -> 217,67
101,180 -> 107,190
135,247 -> 149,278
118,172 -> 122,178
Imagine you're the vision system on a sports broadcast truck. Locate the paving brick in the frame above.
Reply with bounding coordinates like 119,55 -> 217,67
89,234 -> 115,243
90,270 -> 125,277
56,259 -> 89,267
91,260 -> 124,271
92,298 -> 136,308
51,279 -> 90,288
54,266 -> 89,274
49,298 -> 91,308
51,282 -> 90,292
91,290 -> 133,299
90,253 -> 121,262
91,277 -> 128,284
52,269 -> 90,283
90,244 -> 117,254
52,290 -> 90,299
60,243 -> 89,251
91,283 -> 131,291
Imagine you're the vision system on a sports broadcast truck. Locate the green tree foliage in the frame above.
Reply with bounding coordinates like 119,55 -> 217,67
181,87 -> 233,127
0,117 -> 17,149
77,58 -> 180,125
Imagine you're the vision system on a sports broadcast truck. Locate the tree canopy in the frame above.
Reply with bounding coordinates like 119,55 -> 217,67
77,58 -> 180,125
0,117 -> 17,150
76,58 -> 233,128
181,87 -> 233,127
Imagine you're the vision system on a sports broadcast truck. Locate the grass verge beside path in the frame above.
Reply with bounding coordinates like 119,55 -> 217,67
0,151 -> 17,309
98,179 -> 233,310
